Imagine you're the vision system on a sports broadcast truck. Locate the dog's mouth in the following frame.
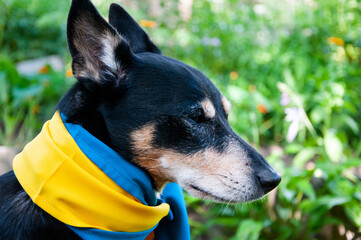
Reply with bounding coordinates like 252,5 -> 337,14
188,184 -> 240,203
185,181 -> 271,203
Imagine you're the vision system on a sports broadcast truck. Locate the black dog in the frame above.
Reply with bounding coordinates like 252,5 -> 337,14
0,0 -> 281,239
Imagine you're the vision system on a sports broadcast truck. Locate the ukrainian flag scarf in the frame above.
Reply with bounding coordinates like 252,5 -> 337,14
13,112 -> 190,240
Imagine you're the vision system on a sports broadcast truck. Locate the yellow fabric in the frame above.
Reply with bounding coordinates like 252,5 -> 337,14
13,112 -> 170,232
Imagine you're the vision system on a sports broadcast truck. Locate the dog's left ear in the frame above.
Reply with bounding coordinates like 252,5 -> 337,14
108,3 -> 161,54
67,0 -> 132,87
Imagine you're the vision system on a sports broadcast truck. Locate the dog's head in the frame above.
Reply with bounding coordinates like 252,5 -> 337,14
61,0 -> 281,203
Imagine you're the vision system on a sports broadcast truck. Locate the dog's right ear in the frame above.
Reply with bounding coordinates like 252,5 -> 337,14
108,3 -> 161,54
67,0 -> 132,88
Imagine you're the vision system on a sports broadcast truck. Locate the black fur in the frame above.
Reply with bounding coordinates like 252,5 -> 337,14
109,4 -> 161,54
0,172 -> 81,240
0,0 -> 280,238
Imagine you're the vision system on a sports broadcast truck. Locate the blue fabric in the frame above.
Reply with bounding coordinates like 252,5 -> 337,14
155,183 -> 191,240
68,224 -> 158,240
60,114 -> 190,240
62,114 -> 155,205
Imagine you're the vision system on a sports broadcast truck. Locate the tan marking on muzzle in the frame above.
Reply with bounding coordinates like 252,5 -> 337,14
201,99 -> 216,118
131,126 -> 250,191
161,141 -> 250,178
222,96 -> 231,115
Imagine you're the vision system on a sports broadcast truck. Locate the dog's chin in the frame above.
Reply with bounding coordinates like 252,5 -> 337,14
184,184 -> 266,204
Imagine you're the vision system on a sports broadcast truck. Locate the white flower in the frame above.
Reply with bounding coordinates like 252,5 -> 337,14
285,107 -> 303,142
253,4 -> 266,15
280,92 -> 290,106
202,37 -> 221,47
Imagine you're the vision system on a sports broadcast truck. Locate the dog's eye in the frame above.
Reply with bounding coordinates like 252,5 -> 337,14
188,109 -> 205,124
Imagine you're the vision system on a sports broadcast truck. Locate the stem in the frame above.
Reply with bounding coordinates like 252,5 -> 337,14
0,1 -> 7,50
250,112 -> 260,149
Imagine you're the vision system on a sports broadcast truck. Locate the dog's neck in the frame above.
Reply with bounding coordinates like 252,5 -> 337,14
56,82 -> 168,191
56,82 -> 114,149
56,82 -> 163,188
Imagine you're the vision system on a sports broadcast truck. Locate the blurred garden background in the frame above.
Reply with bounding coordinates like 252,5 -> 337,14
0,0 -> 361,239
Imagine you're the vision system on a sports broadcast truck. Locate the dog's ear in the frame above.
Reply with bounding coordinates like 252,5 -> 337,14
108,3 -> 161,54
67,0 -> 132,87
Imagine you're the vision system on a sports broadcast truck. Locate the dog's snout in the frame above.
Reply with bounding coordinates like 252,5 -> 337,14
257,170 -> 281,193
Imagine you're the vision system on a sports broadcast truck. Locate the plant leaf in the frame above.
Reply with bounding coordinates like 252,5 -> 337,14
324,130 -> 343,162
293,148 -> 317,168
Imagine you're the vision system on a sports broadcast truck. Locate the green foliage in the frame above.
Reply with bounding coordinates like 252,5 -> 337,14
0,55 -> 74,145
152,0 -> 361,238
1,0 -> 361,239
0,0 -> 70,61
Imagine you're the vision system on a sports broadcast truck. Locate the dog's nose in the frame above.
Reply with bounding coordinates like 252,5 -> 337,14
257,170 -> 281,193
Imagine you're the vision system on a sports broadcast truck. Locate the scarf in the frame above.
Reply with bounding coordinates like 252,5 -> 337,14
13,112 -> 190,240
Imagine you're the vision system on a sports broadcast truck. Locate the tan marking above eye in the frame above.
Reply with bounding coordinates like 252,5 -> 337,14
201,99 -> 216,118
222,96 -> 231,115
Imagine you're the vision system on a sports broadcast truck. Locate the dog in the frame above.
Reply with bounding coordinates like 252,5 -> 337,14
0,0 -> 281,239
